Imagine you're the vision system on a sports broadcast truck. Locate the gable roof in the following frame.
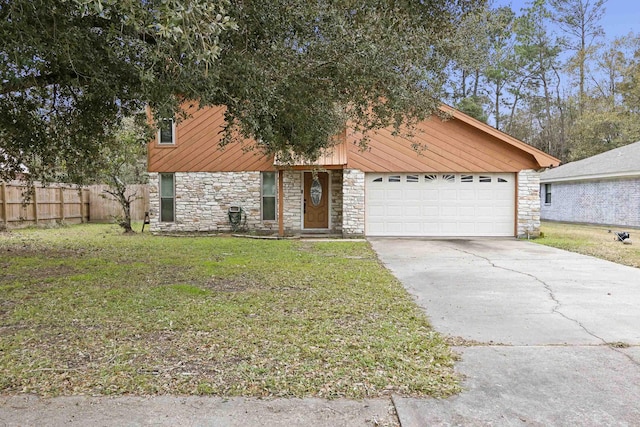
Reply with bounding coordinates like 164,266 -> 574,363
148,104 -> 560,173
345,106 -> 559,173
441,106 -> 559,169
541,141 -> 640,183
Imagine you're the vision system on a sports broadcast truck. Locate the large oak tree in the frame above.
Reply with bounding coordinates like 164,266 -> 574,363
1,0 -> 483,183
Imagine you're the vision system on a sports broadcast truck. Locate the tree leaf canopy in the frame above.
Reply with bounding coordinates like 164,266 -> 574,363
0,0 -> 482,182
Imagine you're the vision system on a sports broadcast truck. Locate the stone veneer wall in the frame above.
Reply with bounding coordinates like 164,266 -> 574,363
281,170 -> 302,234
517,169 -> 541,238
342,169 -> 365,237
148,171 -> 275,233
149,170 -> 344,235
540,177 -> 640,228
330,171 -> 343,234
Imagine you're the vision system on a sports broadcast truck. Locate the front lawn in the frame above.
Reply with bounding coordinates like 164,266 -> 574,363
537,221 -> 640,268
0,224 -> 458,398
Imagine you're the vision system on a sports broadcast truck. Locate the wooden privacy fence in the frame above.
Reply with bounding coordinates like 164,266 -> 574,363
87,184 -> 149,222
0,182 -> 150,229
0,181 -> 89,229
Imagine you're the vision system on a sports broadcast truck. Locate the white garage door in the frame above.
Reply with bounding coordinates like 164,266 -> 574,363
366,173 -> 516,237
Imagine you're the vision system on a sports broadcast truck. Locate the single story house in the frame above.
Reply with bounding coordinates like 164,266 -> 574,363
540,141 -> 640,228
147,104 -> 559,237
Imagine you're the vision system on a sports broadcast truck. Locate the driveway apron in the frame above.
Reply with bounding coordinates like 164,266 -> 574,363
370,238 -> 640,426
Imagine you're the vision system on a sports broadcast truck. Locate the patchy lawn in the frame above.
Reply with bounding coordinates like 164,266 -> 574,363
537,221 -> 640,268
0,224 -> 458,398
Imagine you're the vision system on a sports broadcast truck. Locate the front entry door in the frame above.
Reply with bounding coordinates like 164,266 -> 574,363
303,172 -> 329,229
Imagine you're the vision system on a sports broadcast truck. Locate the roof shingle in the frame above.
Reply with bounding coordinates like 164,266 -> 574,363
541,141 -> 640,182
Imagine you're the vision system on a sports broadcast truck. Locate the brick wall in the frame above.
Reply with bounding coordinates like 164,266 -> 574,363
541,177 -> 640,227
517,169 -> 542,238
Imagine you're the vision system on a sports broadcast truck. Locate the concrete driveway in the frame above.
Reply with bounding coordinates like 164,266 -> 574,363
370,238 -> 640,426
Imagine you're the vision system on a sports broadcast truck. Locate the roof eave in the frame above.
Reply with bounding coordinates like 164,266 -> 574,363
541,170 -> 640,183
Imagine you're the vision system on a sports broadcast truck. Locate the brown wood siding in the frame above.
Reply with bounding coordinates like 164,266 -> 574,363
346,115 -> 542,173
148,105 -> 274,172
149,104 -> 558,173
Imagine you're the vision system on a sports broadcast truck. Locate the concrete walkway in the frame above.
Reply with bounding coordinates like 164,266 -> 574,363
370,238 -> 640,426
0,395 -> 398,426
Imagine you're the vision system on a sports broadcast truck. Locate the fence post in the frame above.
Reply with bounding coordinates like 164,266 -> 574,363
33,186 -> 39,225
60,187 -> 65,222
83,188 -> 89,223
1,182 -> 7,227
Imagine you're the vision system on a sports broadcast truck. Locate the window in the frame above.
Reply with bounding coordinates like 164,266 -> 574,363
159,173 -> 175,222
498,177 -> 508,183
479,176 -> 492,183
461,175 -> 473,183
372,176 -> 383,183
544,184 -> 552,204
262,172 -> 276,221
442,174 -> 455,182
158,118 -> 175,145
406,175 -> 419,183
425,174 -> 437,182
388,175 -> 401,183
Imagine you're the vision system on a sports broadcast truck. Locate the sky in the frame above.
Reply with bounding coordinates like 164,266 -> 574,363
493,0 -> 639,41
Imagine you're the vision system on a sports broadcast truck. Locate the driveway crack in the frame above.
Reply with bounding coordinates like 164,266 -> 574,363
449,246 -> 640,367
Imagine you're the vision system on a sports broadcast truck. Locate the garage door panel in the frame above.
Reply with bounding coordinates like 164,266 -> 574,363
458,222 -> 476,233
439,206 -> 457,216
477,189 -> 495,200
440,222 -> 459,234
384,190 -> 404,201
459,189 -> 477,200
459,206 -> 476,216
421,189 -> 439,199
440,192 -> 458,201
366,173 -> 515,237
422,206 -> 439,216
476,206 -> 494,217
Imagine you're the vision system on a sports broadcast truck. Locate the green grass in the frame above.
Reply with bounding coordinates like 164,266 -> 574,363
0,224 -> 458,398
537,221 -> 640,268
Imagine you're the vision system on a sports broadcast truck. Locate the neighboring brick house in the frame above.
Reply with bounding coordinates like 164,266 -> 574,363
540,141 -> 640,228
148,104 -> 559,237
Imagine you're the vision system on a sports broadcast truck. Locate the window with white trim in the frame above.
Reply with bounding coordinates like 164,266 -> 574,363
262,172 -> 276,221
158,118 -> 175,145
159,173 -> 175,222
544,184 -> 552,204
